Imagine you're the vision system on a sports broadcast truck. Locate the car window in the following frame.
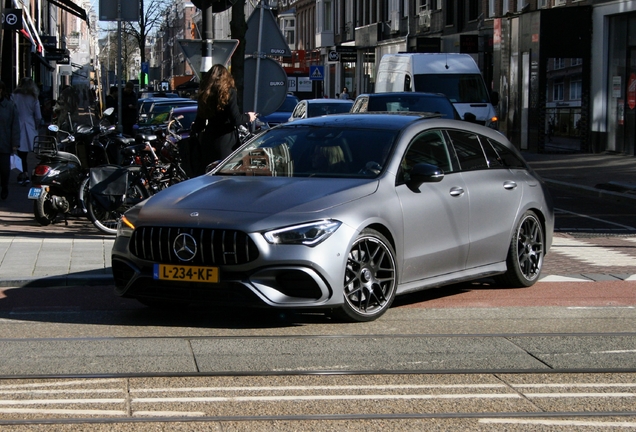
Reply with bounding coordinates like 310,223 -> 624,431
399,130 -> 452,183
215,126 -> 398,178
485,137 -> 527,169
350,97 -> 368,113
446,129 -> 488,171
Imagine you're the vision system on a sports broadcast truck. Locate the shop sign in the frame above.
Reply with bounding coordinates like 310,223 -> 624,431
298,77 -> 312,92
628,73 -> 636,110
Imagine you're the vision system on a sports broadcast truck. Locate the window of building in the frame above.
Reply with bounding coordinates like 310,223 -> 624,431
554,58 -> 566,69
502,0 -> 509,16
446,0 -> 455,26
537,0 -> 548,7
570,80 -> 582,100
468,0 -> 479,20
488,0 -> 496,17
280,16 -> 295,46
571,58 -> 583,66
553,82 -> 564,101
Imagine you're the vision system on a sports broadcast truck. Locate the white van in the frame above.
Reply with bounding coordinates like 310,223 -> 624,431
375,53 -> 499,128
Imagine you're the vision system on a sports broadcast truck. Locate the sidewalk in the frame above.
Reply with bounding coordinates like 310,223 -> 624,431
1,147 -> 636,288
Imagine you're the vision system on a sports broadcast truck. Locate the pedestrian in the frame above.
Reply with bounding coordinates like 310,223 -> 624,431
121,81 -> 138,136
0,80 -> 21,200
55,85 -> 79,131
192,64 -> 257,175
105,86 -> 118,124
12,77 -> 42,186
340,87 -> 350,100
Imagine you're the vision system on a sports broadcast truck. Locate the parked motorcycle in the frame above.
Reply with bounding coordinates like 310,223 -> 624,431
28,107 -> 134,226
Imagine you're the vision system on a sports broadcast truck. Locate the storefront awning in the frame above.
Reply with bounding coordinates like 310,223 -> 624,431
32,52 -> 54,71
47,0 -> 90,27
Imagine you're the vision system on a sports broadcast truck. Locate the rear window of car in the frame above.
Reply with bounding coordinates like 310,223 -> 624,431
366,96 -> 456,118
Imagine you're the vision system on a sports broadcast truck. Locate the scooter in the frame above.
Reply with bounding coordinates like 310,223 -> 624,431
28,128 -> 88,226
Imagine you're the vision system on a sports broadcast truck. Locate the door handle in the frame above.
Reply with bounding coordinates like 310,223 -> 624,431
449,187 -> 465,197
503,181 -> 518,190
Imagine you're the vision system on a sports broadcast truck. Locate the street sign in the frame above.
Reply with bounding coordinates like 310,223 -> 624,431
328,50 -> 339,61
2,9 -> 22,30
243,57 -> 288,116
245,7 -> 291,57
177,39 -> 239,78
309,65 -> 324,81
99,0 -> 139,21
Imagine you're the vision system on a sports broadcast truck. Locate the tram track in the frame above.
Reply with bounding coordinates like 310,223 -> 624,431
0,372 -> 635,428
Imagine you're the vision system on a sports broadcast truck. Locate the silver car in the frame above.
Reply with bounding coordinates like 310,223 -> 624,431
112,113 -> 553,322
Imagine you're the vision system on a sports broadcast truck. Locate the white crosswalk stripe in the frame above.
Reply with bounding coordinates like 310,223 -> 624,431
550,236 -> 636,266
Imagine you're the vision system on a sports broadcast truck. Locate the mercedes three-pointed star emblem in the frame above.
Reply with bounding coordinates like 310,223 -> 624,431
173,233 -> 197,262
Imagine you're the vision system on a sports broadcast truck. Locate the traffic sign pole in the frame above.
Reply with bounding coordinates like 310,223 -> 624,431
200,0 -> 213,74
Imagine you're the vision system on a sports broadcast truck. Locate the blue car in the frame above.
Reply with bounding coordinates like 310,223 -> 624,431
258,94 -> 299,128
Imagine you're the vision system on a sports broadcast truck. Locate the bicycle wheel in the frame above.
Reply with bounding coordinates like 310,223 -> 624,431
86,182 -> 147,235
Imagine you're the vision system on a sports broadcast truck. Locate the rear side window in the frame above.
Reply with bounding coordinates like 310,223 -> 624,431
447,130 -> 488,171
486,138 -> 527,169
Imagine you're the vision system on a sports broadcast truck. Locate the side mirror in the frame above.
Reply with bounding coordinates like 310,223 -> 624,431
103,107 -> 115,116
48,124 -> 59,133
406,163 -> 444,191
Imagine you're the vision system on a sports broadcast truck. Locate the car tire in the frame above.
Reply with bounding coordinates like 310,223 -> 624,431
496,211 -> 545,288
335,228 -> 398,322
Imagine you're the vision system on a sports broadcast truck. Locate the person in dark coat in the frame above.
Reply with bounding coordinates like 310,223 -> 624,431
121,82 -> 138,136
105,86 -> 118,124
193,64 -> 256,175
0,81 -> 21,200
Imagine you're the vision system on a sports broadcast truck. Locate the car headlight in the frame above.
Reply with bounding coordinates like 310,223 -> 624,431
263,219 -> 341,247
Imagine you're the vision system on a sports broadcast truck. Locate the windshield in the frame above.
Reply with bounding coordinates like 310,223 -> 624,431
215,125 -> 398,178
413,74 -> 490,104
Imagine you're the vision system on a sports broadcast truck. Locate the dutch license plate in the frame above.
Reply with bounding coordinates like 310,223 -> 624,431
27,187 -> 42,200
153,264 -> 219,283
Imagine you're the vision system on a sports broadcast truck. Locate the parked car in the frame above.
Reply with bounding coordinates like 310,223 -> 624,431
166,105 -> 198,137
112,113 -> 553,322
288,98 -> 354,122
137,98 -> 197,127
138,91 -> 180,99
350,92 -> 461,120
258,94 -> 299,127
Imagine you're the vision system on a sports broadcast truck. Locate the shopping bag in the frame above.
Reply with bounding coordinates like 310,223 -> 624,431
10,154 -> 23,172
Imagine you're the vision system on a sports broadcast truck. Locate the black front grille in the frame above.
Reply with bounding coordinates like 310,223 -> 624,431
130,226 -> 259,265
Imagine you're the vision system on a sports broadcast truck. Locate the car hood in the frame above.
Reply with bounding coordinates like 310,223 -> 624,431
137,176 -> 379,225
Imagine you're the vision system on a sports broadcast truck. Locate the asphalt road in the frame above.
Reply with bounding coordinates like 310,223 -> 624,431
1,160 -> 636,428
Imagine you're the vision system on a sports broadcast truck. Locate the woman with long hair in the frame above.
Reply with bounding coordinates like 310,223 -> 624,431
12,77 -> 42,185
193,64 -> 256,175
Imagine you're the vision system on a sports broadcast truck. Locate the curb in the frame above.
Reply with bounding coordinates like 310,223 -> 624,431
0,273 -> 114,288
